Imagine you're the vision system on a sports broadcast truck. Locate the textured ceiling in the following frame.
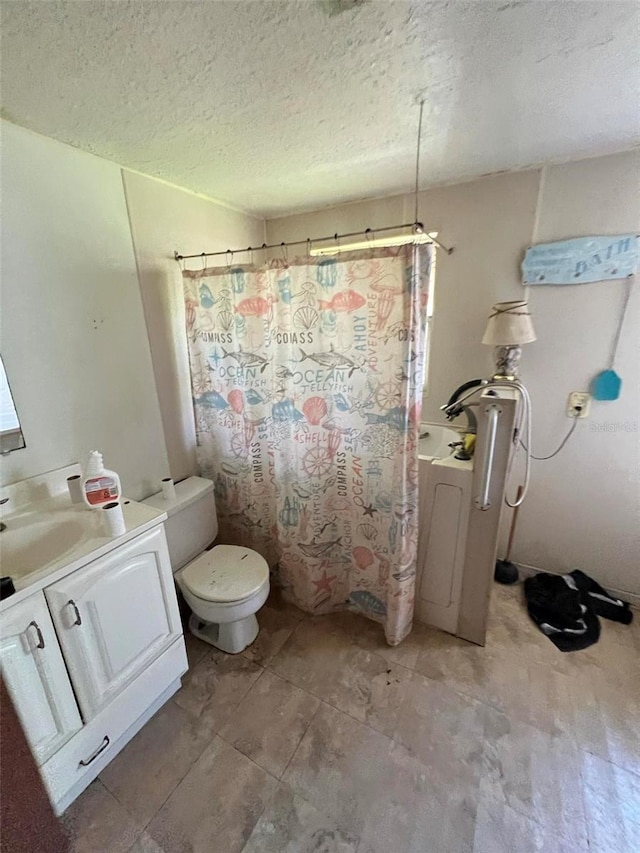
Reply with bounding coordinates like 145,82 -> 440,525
1,1 -> 638,216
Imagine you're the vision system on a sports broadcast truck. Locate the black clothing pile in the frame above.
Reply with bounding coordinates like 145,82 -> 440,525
523,569 -> 633,652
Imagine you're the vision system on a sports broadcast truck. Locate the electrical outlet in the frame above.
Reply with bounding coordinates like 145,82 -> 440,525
567,391 -> 591,418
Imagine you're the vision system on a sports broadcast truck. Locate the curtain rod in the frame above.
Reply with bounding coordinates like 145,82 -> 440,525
174,222 -> 453,262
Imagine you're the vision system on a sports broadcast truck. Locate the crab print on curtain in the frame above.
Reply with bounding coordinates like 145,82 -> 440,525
182,245 -> 434,645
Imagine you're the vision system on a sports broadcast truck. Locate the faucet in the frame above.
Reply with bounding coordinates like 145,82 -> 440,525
440,379 -> 490,460
441,378 -> 489,433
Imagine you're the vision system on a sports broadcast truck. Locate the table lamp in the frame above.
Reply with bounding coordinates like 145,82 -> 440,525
482,300 -> 537,379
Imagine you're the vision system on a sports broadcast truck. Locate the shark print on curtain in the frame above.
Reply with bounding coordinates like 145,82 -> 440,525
182,244 -> 434,645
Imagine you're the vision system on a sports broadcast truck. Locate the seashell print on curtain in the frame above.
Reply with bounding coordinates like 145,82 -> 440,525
182,245 -> 434,645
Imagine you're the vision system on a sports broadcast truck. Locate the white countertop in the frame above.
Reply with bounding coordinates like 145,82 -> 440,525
0,494 -> 167,613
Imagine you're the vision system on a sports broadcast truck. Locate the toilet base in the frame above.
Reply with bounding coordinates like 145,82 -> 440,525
188,612 -> 259,654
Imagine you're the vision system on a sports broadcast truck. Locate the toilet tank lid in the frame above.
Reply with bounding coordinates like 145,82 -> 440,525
142,476 -> 214,518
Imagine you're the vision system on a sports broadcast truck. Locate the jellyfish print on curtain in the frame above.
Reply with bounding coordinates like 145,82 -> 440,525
182,245 -> 434,645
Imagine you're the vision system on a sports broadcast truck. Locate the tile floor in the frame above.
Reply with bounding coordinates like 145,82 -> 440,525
62,583 -> 640,853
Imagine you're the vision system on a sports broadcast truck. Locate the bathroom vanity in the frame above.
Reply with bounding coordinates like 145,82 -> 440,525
0,466 -> 187,814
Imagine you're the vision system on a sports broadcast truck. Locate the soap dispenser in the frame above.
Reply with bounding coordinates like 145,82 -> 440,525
82,451 -> 122,508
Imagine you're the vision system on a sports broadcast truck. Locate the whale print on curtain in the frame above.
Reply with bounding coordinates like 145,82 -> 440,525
182,245 -> 434,645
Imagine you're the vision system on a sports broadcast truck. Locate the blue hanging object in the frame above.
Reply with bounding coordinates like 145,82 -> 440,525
591,275 -> 634,402
592,369 -> 622,401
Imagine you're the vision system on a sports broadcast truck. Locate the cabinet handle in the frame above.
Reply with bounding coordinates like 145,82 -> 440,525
78,735 -> 110,767
28,621 -> 45,649
67,599 -> 82,626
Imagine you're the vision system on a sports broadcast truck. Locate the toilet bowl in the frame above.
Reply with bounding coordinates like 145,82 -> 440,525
143,477 -> 270,654
177,545 -> 269,654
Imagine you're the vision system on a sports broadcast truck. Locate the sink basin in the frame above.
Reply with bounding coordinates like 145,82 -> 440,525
418,424 -> 461,459
0,508 -> 100,579
0,464 -> 170,607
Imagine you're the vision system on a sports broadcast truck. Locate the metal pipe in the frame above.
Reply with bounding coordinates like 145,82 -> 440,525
174,222 -> 453,262
414,99 -> 425,225
474,403 -> 502,511
442,379 -> 522,415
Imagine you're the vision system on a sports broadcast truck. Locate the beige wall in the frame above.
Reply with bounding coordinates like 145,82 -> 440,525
122,172 -> 264,481
267,150 -> 640,595
520,151 -> 639,596
0,122 -> 265,499
0,122 -> 169,500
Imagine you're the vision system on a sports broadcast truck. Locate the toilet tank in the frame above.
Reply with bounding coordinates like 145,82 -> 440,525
142,477 -> 218,572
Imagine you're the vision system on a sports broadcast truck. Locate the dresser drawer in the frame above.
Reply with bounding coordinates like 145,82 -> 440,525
40,638 -> 187,813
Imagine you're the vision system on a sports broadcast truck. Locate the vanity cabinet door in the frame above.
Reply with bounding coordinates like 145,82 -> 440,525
0,591 -> 83,765
45,525 -> 182,720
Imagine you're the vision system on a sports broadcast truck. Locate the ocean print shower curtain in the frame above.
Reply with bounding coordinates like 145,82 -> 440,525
182,244 -> 434,645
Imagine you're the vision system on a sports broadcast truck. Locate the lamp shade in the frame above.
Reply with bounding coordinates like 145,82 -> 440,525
482,301 -> 537,346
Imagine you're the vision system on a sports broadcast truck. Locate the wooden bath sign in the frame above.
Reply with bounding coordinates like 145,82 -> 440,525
522,235 -> 639,285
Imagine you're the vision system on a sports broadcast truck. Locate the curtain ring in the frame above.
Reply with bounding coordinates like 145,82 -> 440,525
365,228 -> 374,244
249,246 -> 254,266
226,249 -> 233,268
280,242 -> 288,265
306,238 -> 311,256
262,243 -> 268,263
201,252 -> 206,271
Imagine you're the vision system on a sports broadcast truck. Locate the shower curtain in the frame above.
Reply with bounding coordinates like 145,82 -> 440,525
182,244 -> 434,644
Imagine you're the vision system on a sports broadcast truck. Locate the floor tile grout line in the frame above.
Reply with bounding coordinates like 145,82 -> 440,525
198,660 -> 325,782
478,725 -> 594,846
238,783 -> 363,853
274,693 -> 459,849
215,666 -> 324,782
286,693 -> 407,772
273,700 -> 376,847
265,590 -> 629,683
262,605 -> 548,721
88,778 -> 158,845
581,747 -> 640,781
577,745 -> 595,853
202,736 -> 282,853
190,603 -> 632,769
578,741 -> 640,851
176,650 -> 267,728
121,665 -> 271,836
265,628 -> 626,797
278,698 -> 324,782
265,634 -> 512,747
140,732 -> 283,848
101,704 -> 223,839
241,620 -> 300,667
221,733 -> 284,784
209,736 -> 287,853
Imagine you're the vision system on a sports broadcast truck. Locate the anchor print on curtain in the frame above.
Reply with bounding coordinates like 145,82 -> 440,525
182,245 -> 434,645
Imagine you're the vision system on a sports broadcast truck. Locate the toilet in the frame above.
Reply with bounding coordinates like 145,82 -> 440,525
143,477 -> 269,654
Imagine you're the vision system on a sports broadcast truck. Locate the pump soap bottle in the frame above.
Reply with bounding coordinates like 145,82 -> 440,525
82,451 -> 122,508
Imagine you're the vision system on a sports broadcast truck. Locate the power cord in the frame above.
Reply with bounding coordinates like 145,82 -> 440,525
519,416 -> 579,460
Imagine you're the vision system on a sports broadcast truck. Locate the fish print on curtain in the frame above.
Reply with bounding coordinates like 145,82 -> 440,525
182,245 -> 433,645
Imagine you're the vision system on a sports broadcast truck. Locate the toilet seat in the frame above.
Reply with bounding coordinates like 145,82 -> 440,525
181,544 -> 269,604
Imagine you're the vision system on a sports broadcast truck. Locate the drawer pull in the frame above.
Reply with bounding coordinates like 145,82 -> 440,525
67,599 -> 82,626
28,620 -> 45,649
78,735 -> 110,767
